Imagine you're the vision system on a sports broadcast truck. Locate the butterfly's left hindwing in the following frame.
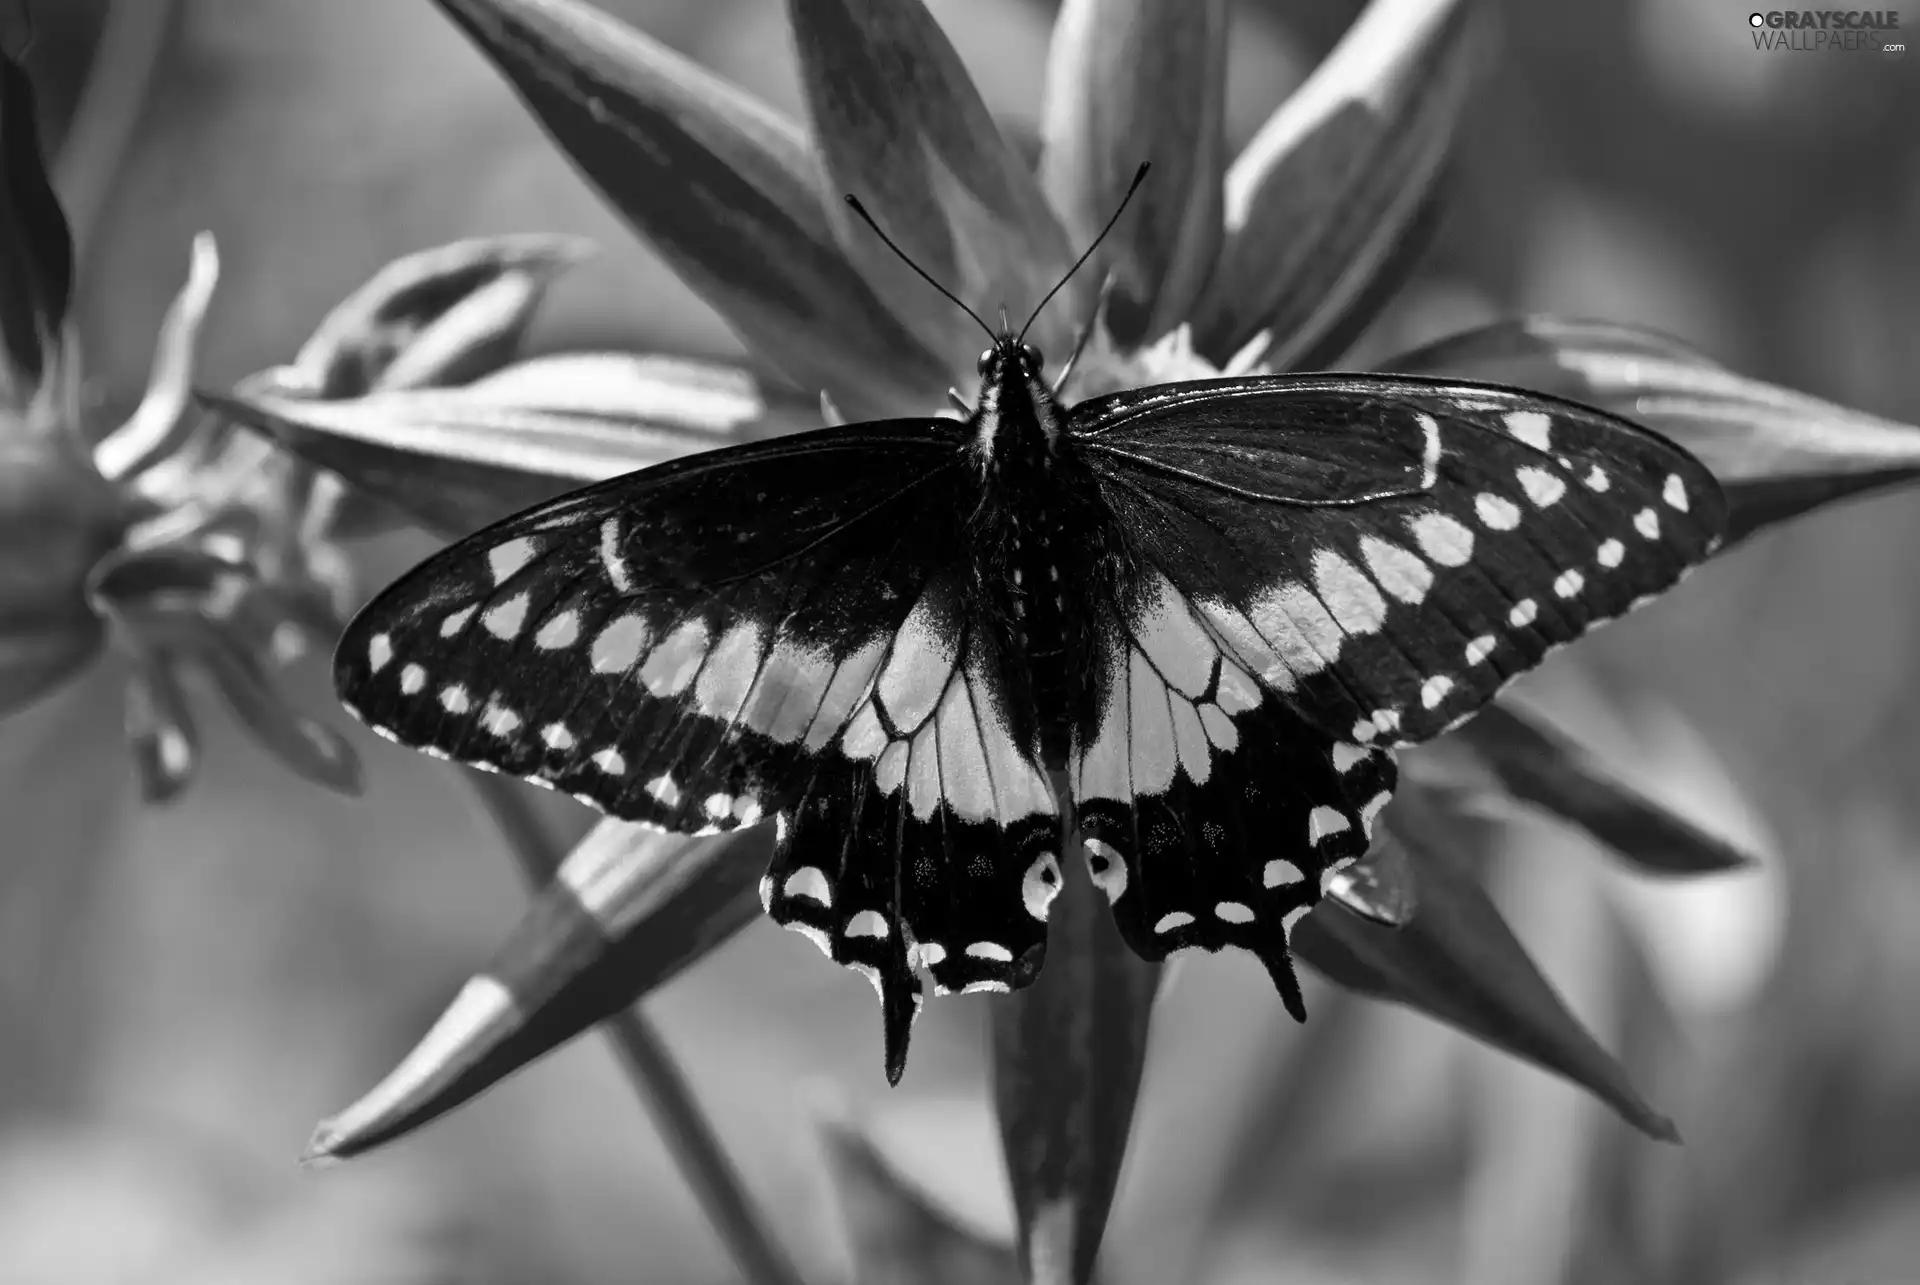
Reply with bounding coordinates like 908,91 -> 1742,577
335,420 -> 1065,1081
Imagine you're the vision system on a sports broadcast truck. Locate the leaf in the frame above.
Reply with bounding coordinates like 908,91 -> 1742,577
1383,316 -> 1920,541
431,0 -> 952,420
788,0 -> 1077,365
1291,785 -> 1679,1142
1039,0 -> 1227,347
1425,700 -> 1758,875
0,49 -> 74,388
289,233 -> 597,397
305,821 -> 767,1160
819,1116 -> 1022,1285
200,353 -> 770,539
1189,0 -> 1484,369
989,840 -> 1158,1285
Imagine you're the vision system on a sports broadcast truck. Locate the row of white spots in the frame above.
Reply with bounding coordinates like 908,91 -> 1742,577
1074,583 -> 1256,803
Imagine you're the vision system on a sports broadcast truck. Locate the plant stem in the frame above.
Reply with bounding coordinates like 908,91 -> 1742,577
463,768 -> 807,1285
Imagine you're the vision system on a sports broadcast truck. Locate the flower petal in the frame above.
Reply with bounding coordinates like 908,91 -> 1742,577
88,546 -> 363,797
92,232 -> 220,485
1383,316 -> 1920,541
1189,0 -> 1483,368
1323,833 -> 1419,926
0,49 -> 74,390
989,840 -> 1158,1285
1414,700 -> 1759,875
123,646 -> 198,803
1291,786 -> 1679,1142
788,0 -> 1078,366
200,353 -> 774,539
1040,0 -> 1227,347
818,1115 -> 1022,1285
305,821 -> 767,1161
289,233 -> 596,397
431,0 -> 950,419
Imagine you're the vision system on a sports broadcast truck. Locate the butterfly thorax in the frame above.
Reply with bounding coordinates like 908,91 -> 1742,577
965,340 -> 1116,769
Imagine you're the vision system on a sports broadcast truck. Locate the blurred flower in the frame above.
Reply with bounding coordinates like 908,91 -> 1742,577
0,50 -> 358,802
206,0 -> 1920,1280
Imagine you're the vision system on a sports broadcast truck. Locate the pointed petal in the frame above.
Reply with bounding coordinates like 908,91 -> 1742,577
306,821 -> 767,1160
0,49 -> 74,389
200,353 -> 775,539
990,840 -> 1158,1285
288,233 -> 596,397
123,647 -> 198,803
1417,701 -> 1759,875
818,1115 -> 1022,1285
431,0 -> 949,419
93,232 -> 220,484
1040,0 -> 1227,346
788,0 -> 1077,364
1384,316 -> 1920,541
1290,786 -> 1678,1142
1189,0 -> 1484,368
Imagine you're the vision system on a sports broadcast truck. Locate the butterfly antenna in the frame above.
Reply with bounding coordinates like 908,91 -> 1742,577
844,194 -> 996,342
1017,161 -> 1151,346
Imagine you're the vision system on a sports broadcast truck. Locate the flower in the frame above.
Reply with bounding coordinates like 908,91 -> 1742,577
0,49 -> 360,801
202,0 -> 1920,1280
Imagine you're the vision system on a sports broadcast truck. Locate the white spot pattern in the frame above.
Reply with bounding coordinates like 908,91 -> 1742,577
1476,494 -> 1521,530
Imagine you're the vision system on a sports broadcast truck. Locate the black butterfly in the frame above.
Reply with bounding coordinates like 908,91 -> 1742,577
333,197 -> 1726,1084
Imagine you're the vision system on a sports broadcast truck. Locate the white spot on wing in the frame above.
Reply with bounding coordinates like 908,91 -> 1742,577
535,609 -> 581,650
1421,674 -> 1454,707
1153,911 -> 1195,934
1476,494 -> 1521,530
1597,538 -> 1625,568
1634,507 -> 1661,539
1584,465 -> 1610,492
1417,412 -> 1441,487
877,593 -> 955,732
599,518 -> 633,591
1085,836 -> 1128,902
1516,466 -> 1567,508
440,684 -> 471,714
1554,569 -> 1585,599
646,774 -> 681,806
1308,806 -> 1350,844
1663,474 -> 1689,511
488,537 -> 538,585
591,615 -> 651,673
694,621 -> 767,723
1504,410 -> 1552,451
1509,599 -> 1538,627
592,747 -> 626,774
1408,512 -> 1474,567
1133,575 -> 1217,698
368,634 -> 393,672
805,639 -> 887,751
480,700 -> 521,737
400,664 -> 426,695
541,722 -> 574,750
740,637 -> 836,744
1215,901 -> 1256,924
1464,634 -> 1496,665
966,941 -> 1013,962
1263,858 -> 1304,887
440,604 -> 477,638
1313,550 -> 1387,635
1022,853 -> 1063,921
483,592 -> 531,640
1249,582 -> 1343,668
846,909 -> 889,939
783,866 -> 831,906
1359,535 -> 1433,604
639,618 -> 710,696
1330,742 -> 1369,774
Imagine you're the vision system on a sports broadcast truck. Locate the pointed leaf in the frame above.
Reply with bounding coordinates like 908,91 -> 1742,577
200,353 -> 771,539
820,1117 -> 1022,1285
1190,0 -> 1484,368
1428,700 -> 1757,875
306,821 -> 767,1160
990,841 -> 1158,1285
94,233 -> 221,484
0,49 -> 73,389
1290,785 -> 1678,1142
789,0 -> 1078,367
431,0 -> 950,419
1324,831 -> 1419,926
1384,316 -> 1920,541
1040,0 -> 1227,347
289,233 -> 596,397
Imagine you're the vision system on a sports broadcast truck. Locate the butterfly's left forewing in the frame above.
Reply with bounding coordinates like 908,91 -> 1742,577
1065,375 -> 1725,997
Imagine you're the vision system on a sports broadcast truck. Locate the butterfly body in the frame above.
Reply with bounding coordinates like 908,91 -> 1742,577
335,330 -> 1726,1083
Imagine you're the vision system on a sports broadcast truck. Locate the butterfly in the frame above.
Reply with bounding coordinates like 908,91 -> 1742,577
332,180 -> 1727,1084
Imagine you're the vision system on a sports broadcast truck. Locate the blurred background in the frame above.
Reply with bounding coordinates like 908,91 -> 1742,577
3,0 -> 1919,1281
